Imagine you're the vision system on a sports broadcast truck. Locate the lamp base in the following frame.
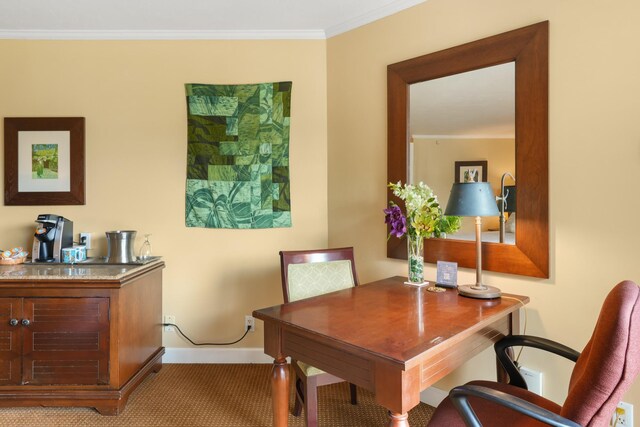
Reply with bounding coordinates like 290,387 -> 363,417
457,284 -> 502,299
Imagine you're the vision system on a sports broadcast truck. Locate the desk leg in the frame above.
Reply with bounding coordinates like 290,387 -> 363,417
388,411 -> 410,427
272,357 -> 289,427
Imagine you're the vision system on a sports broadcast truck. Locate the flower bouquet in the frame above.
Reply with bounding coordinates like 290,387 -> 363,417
384,181 -> 460,284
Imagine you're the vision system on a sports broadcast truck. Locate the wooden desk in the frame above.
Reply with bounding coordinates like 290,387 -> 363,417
253,276 -> 528,427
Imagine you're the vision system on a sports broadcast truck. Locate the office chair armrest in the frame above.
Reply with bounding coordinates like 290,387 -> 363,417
495,335 -> 581,389
449,384 -> 581,427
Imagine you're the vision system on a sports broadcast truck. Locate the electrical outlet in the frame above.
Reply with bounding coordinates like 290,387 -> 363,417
164,315 -> 175,332
610,401 -> 634,427
79,232 -> 92,249
519,367 -> 543,396
245,315 -> 255,332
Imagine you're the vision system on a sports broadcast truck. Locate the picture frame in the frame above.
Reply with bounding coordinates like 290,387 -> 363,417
4,117 -> 85,205
436,260 -> 458,288
454,160 -> 488,183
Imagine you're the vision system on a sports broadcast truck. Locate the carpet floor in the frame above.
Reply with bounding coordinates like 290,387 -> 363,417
0,364 -> 435,426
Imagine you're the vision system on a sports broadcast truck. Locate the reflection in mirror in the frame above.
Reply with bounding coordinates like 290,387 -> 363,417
409,63 -> 516,244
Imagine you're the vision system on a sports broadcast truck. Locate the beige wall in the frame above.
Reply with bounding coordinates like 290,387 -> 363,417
328,0 -> 640,407
0,39 -> 328,349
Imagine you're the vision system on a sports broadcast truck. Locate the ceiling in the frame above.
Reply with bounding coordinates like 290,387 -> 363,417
0,0 -> 426,39
410,62 -> 515,138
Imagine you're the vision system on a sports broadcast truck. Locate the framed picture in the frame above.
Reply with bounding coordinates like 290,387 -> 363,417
454,160 -> 488,183
4,117 -> 85,205
436,260 -> 458,288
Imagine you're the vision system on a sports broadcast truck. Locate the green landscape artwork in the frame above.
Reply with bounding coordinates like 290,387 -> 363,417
32,144 -> 59,179
185,82 -> 292,229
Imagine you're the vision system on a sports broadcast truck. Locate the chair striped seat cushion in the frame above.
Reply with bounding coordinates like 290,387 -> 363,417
296,361 -> 325,377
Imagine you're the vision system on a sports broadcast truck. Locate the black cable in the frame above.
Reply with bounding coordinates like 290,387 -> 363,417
162,323 -> 251,346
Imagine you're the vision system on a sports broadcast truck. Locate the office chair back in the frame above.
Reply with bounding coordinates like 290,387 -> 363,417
562,280 -> 640,426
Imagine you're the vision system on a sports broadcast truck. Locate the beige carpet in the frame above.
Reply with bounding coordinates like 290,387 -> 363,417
0,364 -> 434,426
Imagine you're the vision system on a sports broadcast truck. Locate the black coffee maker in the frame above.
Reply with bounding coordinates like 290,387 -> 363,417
32,214 -> 73,263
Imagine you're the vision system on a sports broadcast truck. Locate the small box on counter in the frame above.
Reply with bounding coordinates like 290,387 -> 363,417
75,245 -> 87,261
61,245 -> 87,263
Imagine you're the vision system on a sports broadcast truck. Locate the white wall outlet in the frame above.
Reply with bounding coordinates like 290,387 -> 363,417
164,315 -> 175,332
79,232 -> 92,249
245,315 -> 255,332
519,367 -> 543,396
611,401 -> 634,427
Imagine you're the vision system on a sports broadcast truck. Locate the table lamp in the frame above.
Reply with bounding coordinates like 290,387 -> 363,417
497,172 -> 516,243
444,182 -> 501,299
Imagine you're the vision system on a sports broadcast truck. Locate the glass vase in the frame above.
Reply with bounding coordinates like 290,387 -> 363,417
407,235 -> 425,284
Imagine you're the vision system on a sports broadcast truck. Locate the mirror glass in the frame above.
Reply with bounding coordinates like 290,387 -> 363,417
409,63 -> 516,244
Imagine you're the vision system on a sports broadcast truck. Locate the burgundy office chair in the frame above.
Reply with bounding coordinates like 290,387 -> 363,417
279,247 -> 359,427
428,280 -> 640,427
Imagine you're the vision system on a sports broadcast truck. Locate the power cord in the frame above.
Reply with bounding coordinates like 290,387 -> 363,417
162,322 -> 251,346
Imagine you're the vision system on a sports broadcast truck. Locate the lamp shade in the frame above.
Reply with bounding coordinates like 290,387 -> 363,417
445,182 -> 500,217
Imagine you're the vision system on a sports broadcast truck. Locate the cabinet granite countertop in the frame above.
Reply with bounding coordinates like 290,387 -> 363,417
0,258 -> 164,283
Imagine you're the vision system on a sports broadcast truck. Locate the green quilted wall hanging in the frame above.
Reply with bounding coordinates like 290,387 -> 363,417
185,82 -> 292,229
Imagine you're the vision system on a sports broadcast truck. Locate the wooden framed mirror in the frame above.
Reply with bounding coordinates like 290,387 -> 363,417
387,21 -> 549,278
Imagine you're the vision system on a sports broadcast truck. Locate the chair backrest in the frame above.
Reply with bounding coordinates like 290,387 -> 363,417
279,247 -> 359,303
561,280 -> 640,426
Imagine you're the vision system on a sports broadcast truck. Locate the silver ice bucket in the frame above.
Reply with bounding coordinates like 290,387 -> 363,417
105,230 -> 137,264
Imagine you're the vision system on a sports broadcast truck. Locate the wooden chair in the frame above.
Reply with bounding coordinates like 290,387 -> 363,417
279,247 -> 359,427
428,280 -> 640,427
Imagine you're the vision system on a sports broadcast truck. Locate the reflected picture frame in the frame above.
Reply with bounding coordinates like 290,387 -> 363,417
454,160 -> 488,183
4,117 -> 85,205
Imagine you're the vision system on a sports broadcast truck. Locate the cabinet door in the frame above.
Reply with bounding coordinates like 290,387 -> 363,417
22,298 -> 110,385
0,298 -> 22,385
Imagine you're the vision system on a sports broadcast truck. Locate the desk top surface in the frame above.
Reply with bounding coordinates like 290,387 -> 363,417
254,276 -> 529,365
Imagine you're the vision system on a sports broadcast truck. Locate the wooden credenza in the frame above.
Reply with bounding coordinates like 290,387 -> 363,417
0,260 -> 165,415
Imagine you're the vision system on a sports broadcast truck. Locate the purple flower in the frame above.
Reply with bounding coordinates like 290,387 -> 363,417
384,205 -> 407,238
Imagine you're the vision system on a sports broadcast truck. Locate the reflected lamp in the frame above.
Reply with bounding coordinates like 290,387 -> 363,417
497,172 -> 516,243
503,185 -> 516,213
445,182 -> 501,299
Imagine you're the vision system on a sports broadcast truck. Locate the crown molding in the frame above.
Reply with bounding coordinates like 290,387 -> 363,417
0,0 -> 427,40
0,29 -> 326,40
325,0 -> 426,38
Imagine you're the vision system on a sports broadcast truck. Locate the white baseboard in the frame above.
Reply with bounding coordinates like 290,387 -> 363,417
164,347 -> 448,407
162,347 -> 274,364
